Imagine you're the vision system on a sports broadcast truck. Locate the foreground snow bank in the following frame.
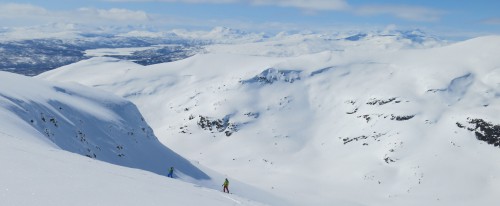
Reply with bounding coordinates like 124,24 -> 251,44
0,132 -> 266,206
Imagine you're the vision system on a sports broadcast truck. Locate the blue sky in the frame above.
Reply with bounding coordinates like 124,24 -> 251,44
1,0 -> 499,39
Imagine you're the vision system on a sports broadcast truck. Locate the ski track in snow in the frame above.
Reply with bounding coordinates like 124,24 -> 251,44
222,194 -> 242,205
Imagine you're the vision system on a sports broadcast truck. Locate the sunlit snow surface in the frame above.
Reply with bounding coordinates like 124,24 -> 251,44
0,71 -> 285,206
30,34 -> 500,205
0,132 -> 268,206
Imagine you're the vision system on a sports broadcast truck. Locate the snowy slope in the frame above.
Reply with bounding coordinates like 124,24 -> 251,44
0,131 -> 268,206
39,35 -> 500,205
0,71 -> 287,206
0,71 -> 206,180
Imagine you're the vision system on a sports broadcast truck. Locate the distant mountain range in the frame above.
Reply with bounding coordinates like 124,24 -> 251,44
0,25 -> 442,76
0,37 -> 202,76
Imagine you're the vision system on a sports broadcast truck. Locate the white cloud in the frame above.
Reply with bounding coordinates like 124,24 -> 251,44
0,2 -> 446,32
250,0 -> 349,11
105,0 -> 349,10
355,5 -> 443,22
78,8 -> 150,21
103,0 -> 444,22
0,3 -> 152,26
0,3 -> 49,18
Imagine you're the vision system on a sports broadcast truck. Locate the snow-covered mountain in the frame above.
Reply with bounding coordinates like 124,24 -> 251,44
1,25 -> 442,76
38,33 -> 500,206
0,71 -> 286,206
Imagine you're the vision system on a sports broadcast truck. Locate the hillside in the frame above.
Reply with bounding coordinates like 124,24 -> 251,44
0,71 -> 284,206
38,35 -> 500,205
0,129 -> 266,206
0,71 -> 207,179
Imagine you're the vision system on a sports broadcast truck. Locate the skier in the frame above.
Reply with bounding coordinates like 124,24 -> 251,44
222,178 -> 230,193
167,167 -> 174,178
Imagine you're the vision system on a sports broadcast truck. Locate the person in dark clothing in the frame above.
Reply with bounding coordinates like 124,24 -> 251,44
168,167 -> 174,178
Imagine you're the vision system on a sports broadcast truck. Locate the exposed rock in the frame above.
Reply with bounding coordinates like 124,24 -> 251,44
346,107 -> 358,114
357,114 -> 415,122
197,115 -> 238,136
241,68 -> 302,84
340,132 -> 387,145
366,97 -> 398,105
244,112 -> 260,118
390,114 -> 415,121
457,118 -> 500,147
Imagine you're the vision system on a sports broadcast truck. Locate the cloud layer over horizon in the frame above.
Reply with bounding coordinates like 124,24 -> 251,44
0,1 -> 499,39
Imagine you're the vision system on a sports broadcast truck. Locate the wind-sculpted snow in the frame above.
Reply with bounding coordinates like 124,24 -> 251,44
427,73 -> 474,105
38,35 -> 500,206
310,66 -> 334,77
